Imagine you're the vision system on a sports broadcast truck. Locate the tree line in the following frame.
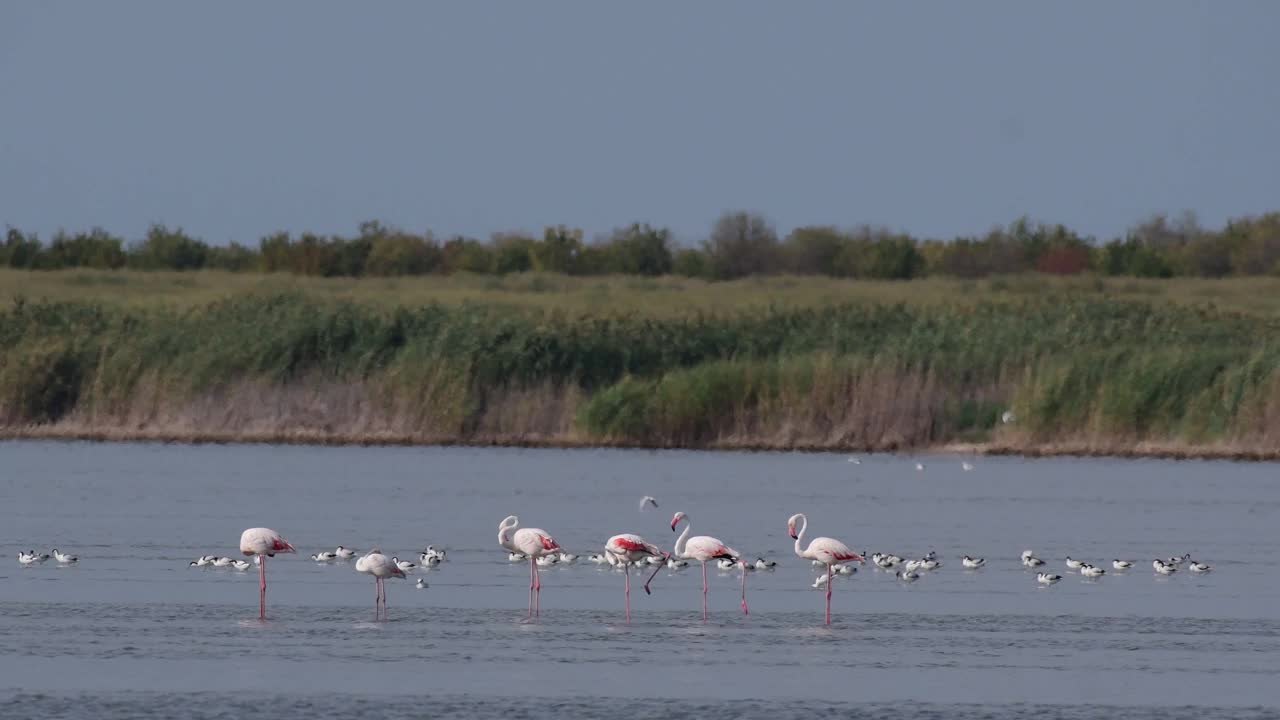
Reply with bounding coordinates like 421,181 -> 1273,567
3,210 -> 1279,280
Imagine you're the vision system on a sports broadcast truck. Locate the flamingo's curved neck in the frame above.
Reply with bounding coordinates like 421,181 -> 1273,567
673,517 -> 691,558
793,514 -> 808,557
498,517 -> 518,549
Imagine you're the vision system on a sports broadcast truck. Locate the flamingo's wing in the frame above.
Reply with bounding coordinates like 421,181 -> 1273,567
686,536 -> 738,561
808,537 -> 862,563
514,528 -> 561,555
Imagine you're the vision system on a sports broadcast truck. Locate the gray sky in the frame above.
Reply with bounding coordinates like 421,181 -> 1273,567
2,2 -> 1277,246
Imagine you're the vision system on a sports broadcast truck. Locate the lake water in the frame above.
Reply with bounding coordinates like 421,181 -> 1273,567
1,441 -> 1277,719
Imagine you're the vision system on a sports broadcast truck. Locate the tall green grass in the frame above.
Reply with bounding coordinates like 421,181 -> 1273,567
2,293 -> 1278,450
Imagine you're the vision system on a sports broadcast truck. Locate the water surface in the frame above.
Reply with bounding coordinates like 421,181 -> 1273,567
1,442 -> 1277,718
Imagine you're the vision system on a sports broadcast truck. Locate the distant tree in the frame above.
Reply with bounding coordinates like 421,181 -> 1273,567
207,242 -> 258,272
783,226 -> 844,275
128,225 -> 209,271
704,211 -> 779,280
672,248 -> 711,278
442,236 -> 495,274
600,223 -> 673,276
535,226 -> 584,274
366,231 -> 442,276
492,232 -> 538,275
46,228 -> 126,269
1,228 -> 42,269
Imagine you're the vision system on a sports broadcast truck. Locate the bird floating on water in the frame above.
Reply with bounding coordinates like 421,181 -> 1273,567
754,557 -> 777,570
52,549 -> 77,564
1112,559 -> 1133,570
311,552 -> 338,562
416,578 -> 428,589
1065,557 -> 1085,570
896,569 -> 919,582
392,557 -> 416,573
962,556 -> 985,569
1080,564 -> 1105,577
961,462 -> 974,471
232,560 -> 252,571
1189,562 -> 1212,573
1037,573 -> 1062,585
334,546 -> 357,559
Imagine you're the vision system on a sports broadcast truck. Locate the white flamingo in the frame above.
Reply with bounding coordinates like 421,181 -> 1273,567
669,511 -> 748,621
498,515 -> 563,620
355,550 -> 405,620
787,513 -> 864,625
239,527 -> 296,621
607,534 -> 667,623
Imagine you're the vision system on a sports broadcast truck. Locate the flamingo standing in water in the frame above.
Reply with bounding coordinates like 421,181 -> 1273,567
605,534 -> 667,623
355,550 -> 405,620
788,513 -> 863,625
238,527 -> 296,620
669,511 -> 748,621
498,516 -> 562,619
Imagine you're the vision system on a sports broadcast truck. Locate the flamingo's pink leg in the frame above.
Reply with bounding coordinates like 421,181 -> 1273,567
534,562 -> 541,618
825,563 -> 833,626
527,558 -> 535,619
740,562 -> 749,616
642,552 -> 667,595
624,563 -> 631,623
701,561 -> 708,622
258,555 -> 267,621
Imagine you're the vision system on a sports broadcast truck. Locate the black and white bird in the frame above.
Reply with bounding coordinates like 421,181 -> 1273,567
1080,564 -> 1105,578
52,549 -> 78,564
1112,559 -> 1133,570
311,551 -> 339,562
393,557 -> 416,573
962,556 -> 985,569
1037,573 -> 1063,585
334,546 -> 358,559
754,557 -> 777,570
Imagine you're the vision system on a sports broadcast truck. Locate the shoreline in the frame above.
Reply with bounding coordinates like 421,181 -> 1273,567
2,425 -> 1275,462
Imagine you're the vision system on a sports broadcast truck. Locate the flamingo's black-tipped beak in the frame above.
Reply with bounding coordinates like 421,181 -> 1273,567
788,527 -> 798,540
670,522 -> 677,532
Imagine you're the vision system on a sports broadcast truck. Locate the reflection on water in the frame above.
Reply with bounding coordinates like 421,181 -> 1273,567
1,441 -> 1278,716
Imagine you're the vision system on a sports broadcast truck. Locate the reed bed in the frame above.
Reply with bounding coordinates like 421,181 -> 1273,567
2,292 -> 1278,456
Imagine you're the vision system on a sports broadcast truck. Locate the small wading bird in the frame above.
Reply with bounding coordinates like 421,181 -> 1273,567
606,533 -> 668,623
498,516 -> 563,620
52,549 -> 77,564
239,527 -> 295,621
355,550 -> 405,620
670,511 -> 748,621
788,513 -> 864,625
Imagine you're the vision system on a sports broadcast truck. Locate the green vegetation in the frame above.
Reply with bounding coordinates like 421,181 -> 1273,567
2,292 -> 1278,455
4,209 -> 1280,280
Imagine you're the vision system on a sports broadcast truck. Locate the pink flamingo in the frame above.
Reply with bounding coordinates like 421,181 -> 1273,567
788,513 -> 864,625
669,511 -> 748,621
606,534 -> 667,623
498,515 -> 562,619
238,527 -> 296,620
355,550 -> 405,620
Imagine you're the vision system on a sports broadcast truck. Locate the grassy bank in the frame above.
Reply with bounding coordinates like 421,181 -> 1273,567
2,285 -> 1278,457
10,268 -> 1280,316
